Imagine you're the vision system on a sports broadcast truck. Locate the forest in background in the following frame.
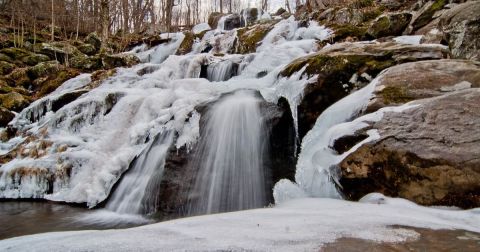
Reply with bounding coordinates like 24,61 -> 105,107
0,0 -> 355,43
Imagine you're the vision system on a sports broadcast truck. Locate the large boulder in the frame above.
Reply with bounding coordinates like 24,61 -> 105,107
367,12 -> 413,39
222,14 -> 243,30
102,54 -> 140,69
69,55 -> 103,71
367,59 -> 480,112
21,53 -> 51,66
27,60 -> 61,79
34,42 -> 84,63
280,41 -> 448,138
339,89 -> 480,208
439,0 -> 480,61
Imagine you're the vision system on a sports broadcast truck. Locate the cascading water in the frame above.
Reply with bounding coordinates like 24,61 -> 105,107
206,60 -> 237,82
187,90 -> 268,215
106,131 -> 173,214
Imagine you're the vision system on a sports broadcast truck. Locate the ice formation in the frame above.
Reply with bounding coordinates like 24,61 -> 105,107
0,18 -> 333,209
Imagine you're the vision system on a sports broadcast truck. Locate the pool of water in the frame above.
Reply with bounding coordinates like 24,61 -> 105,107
0,201 -> 152,240
1,201 -> 479,251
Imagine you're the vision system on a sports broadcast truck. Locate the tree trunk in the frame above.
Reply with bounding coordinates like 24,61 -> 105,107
51,0 -> 54,41
100,0 -> 109,42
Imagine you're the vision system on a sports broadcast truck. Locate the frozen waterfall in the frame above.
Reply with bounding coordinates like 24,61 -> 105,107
106,131 -> 174,214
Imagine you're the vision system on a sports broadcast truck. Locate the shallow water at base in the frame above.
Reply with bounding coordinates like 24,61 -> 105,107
0,201 -> 151,240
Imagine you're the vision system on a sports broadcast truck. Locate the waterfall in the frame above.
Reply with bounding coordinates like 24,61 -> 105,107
106,131 -> 174,214
187,90 -> 268,215
206,60 -> 237,82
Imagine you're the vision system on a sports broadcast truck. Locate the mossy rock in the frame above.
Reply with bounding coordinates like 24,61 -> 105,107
0,92 -> 30,112
102,54 -> 140,69
331,24 -> 368,42
69,55 -> 103,71
0,106 -> 15,127
27,60 -> 61,80
21,53 -> 51,66
235,23 -> 275,54
85,32 -> 102,51
411,0 -> 446,31
6,68 -> 32,88
76,43 -> 98,56
367,12 -> 412,39
0,53 -> 13,62
34,42 -> 84,63
176,31 -> 195,55
36,69 -> 80,97
280,53 -> 394,138
0,47 -> 31,60
0,61 -> 14,75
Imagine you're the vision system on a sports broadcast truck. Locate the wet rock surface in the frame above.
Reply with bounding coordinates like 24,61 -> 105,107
339,89 -> 480,208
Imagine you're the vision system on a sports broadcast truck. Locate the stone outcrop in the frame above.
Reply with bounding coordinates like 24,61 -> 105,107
339,89 -> 480,208
367,59 -> 480,112
439,0 -> 480,61
367,12 -> 413,38
280,41 -> 448,138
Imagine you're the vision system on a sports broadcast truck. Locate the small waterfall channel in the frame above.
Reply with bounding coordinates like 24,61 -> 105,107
106,131 -> 174,214
187,90 -> 269,214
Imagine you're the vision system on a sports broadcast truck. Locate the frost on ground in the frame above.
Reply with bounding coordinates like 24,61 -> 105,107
1,194 -> 479,252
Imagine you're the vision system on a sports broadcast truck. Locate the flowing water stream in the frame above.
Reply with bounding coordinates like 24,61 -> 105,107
187,90 -> 268,215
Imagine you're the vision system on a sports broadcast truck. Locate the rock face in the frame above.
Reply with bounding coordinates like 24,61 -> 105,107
223,14 -> 243,30
241,8 -> 259,26
367,59 -> 480,112
280,41 -> 448,139
409,0 -> 446,32
367,12 -> 413,38
439,0 -> 480,61
339,89 -> 480,208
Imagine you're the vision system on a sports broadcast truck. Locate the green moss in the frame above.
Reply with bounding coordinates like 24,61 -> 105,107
37,69 -> 80,97
27,61 -> 60,79
0,48 -> 31,60
362,8 -> 382,22
380,86 -> 415,104
176,31 -> 195,55
412,0 -> 446,30
0,61 -> 14,75
331,24 -> 368,42
236,23 -> 275,54
21,54 -> 50,66
0,92 -> 30,112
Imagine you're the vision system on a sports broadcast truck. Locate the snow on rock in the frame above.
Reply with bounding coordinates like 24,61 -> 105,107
1,195 -> 479,251
192,23 -> 211,34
